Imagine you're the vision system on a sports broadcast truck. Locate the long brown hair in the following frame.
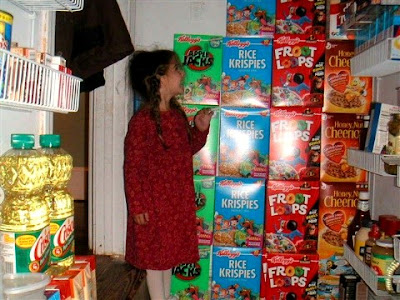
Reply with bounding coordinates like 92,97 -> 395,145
129,50 -> 191,148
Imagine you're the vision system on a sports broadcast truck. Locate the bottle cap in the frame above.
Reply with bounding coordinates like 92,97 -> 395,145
376,238 -> 394,248
369,224 -> 381,239
359,191 -> 370,200
385,218 -> 399,237
39,134 -> 61,148
11,134 -> 34,149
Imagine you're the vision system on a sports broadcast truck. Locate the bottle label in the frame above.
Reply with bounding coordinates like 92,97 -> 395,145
357,200 -> 369,212
0,226 -> 51,273
50,216 -> 74,263
371,251 -> 394,283
0,186 -> 4,204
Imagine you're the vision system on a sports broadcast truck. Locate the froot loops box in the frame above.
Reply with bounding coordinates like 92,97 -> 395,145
171,246 -> 211,300
265,181 -> 319,254
214,177 -> 265,248
183,105 -> 220,176
218,107 -> 270,178
260,252 -> 319,300
174,34 -> 223,106
323,40 -> 372,115
269,107 -> 322,181
221,37 -> 272,108
194,176 -> 215,246
226,0 -> 276,38
275,0 -> 326,36
212,247 -> 262,299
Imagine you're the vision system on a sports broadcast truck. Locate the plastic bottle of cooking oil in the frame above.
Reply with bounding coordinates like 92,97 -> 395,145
38,134 -> 74,269
0,134 -> 50,273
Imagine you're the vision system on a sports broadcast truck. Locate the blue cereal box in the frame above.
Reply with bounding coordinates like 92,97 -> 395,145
171,246 -> 211,300
194,176 -> 215,246
226,0 -> 276,38
222,37 -> 272,108
212,247 -> 262,299
214,177 -> 265,248
218,107 -> 270,178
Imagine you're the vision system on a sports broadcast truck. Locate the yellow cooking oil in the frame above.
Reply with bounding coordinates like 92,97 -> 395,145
38,134 -> 74,269
0,134 -> 50,273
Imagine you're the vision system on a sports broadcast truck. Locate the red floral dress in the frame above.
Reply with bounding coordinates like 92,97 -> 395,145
124,108 -> 209,270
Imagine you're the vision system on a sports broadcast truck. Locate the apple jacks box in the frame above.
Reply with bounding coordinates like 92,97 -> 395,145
218,107 -> 270,178
174,34 -> 223,106
214,177 -> 265,248
212,247 -> 262,299
221,37 -> 272,108
265,181 -> 319,254
269,107 -> 322,181
194,176 -> 215,246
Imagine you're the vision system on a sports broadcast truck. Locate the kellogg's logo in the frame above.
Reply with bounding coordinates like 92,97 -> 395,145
270,256 -> 295,265
219,179 -> 243,188
224,111 -> 248,119
274,36 -> 301,45
273,109 -> 297,119
270,182 -> 297,193
178,35 -> 201,44
183,107 -> 198,115
226,39 -> 250,48
217,249 -> 240,259
183,45 -> 213,71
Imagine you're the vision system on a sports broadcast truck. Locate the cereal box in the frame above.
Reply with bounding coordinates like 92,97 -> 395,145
174,34 -> 223,106
327,0 -> 355,40
194,176 -> 215,246
318,275 -> 340,300
171,246 -> 211,300
323,40 -> 373,114
212,247 -> 262,299
317,182 -> 366,278
183,105 -> 220,176
214,177 -> 265,248
265,181 -> 319,254
275,0 -> 326,36
272,35 -> 326,108
218,107 -> 270,178
260,252 -> 319,300
226,0 -> 276,38
269,107 -> 322,181
321,113 -> 368,183
221,37 -> 272,108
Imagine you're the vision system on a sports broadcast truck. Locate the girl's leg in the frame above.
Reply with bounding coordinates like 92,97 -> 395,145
162,269 -> 172,299
146,269 -> 165,300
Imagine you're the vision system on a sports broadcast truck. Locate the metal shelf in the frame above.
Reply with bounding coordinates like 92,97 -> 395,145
6,0 -> 84,13
0,49 -> 82,113
348,149 -> 395,176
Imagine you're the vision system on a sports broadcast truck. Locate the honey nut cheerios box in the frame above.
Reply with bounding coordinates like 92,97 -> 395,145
194,176 -> 215,246
320,113 -> 368,183
174,34 -> 223,106
276,0 -> 326,37
214,177 -> 265,248
183,105 -> 220,176
226,0 -> 276,38
265,181 -> 319,254
272,34 -> 326,108
171,246 -> 211,300
222,37 -> 273,108
260,251 -> 319,300
323,40 -> 372,114
269,107 -> 322,181
218,107 -> 270,178
212,247 -> 262,299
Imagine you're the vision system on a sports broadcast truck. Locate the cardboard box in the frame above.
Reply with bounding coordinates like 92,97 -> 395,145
194,176 -> 215,246
75,255 -> 97,300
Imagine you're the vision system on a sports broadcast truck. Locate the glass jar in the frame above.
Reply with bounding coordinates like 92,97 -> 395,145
371,238 -> 394,290
384,113 -> 400,175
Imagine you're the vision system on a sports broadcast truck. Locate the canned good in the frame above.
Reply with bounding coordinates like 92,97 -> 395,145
0,10 -> 13,50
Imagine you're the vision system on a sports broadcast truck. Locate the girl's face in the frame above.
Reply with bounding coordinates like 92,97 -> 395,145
161,58 -> 185,99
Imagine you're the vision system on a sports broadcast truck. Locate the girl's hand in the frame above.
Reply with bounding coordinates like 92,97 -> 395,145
134,212 -> 149,225
194,108 -> 213,132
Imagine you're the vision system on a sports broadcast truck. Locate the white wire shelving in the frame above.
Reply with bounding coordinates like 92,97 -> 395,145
6,0 -> 84,13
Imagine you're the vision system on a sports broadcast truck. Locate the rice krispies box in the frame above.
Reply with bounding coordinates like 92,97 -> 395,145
214,177 -> 265,248
272,35 -> 326,108
218,107 -> 270,178
275,0 -> 326,36
260,252 -> 319,300
317,182 -> 366,278
174,34 -> 223,106
321,113 -> 368,183
226,0 -> 276,38
323,40 -> 372,114
194,176 -> 215,246
221,37 -> 272,108
211,247 -> 262,299
265,181 -> 319,254
269,107 -> 322,181
171,246 -> 211,300
183,105 -> 220,176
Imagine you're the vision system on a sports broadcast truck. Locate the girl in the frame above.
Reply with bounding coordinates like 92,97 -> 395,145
124,49 -> 212,300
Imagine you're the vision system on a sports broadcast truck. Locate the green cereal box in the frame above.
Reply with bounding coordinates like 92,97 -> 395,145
171,246 -> 211,300
183,105 -> 220,176
194,176 -> 215,246
174,34 -> 223,106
